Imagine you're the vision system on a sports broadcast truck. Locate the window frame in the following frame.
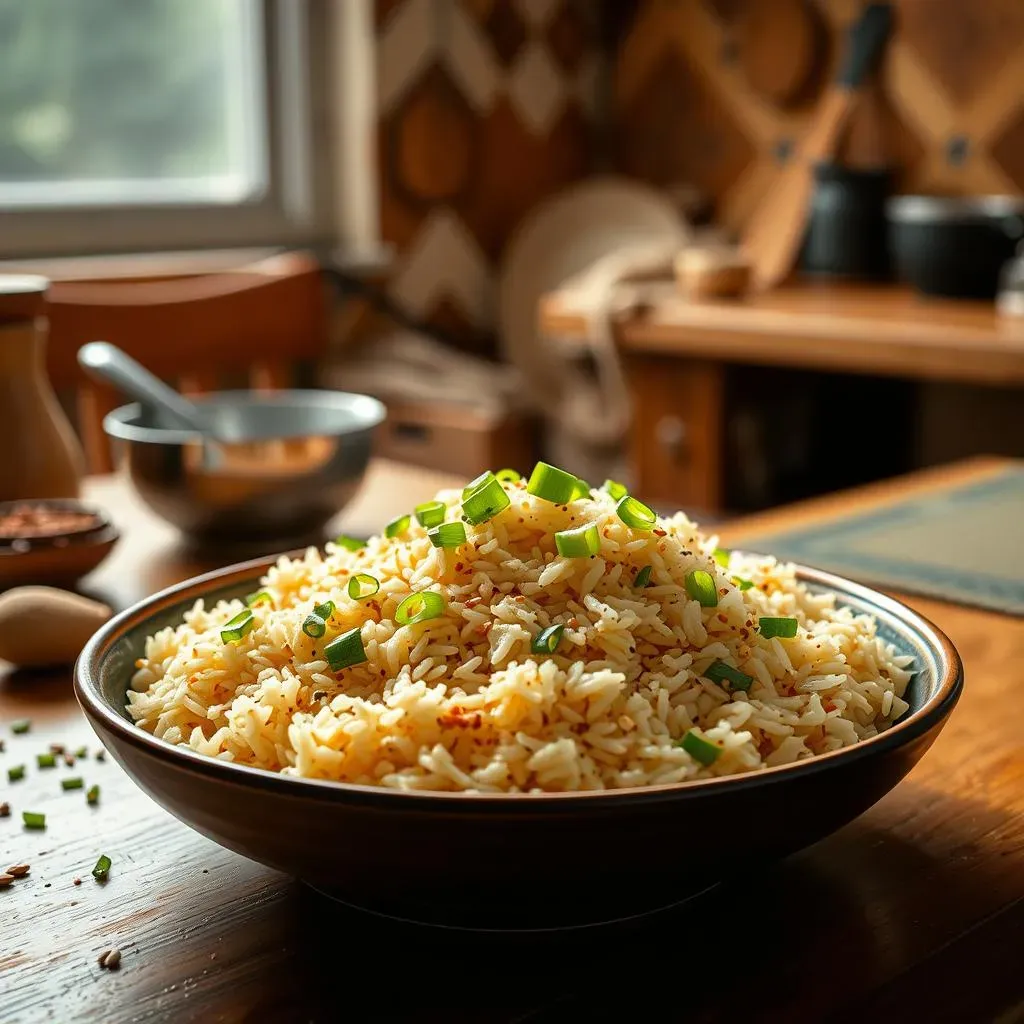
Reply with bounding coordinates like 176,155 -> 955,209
0,0 -> 346,259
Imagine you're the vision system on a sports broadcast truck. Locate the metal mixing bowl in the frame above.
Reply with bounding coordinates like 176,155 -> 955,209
103,390 -> 385,541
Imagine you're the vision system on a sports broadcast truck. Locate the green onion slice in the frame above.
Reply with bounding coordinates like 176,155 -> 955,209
395,591 -> 445,626
713,548 -> 730,567
462,474 -> 510,525
74,746 -> 88,758
759,616 -> 799,639
23,811 -> 46,829
685,569 -> 719,608
615,495 -> 657,531
325,627 -> 368,672
634,565 -> 653,588
314,600 -> 335,620
495,468 -> 521,483
302,614 -> 326,639
245,590 -> 273,607
554,522 -> 600,558
37,753 -> 56,769
704,661 -> 754,691
462,471 -> 494,498
526,461 -> 579,504
220,610 -> 255,644
86,784 -> 100,806
334,534 -> 365,552
62,777 -> 84,791
8,765 -> 25,782
348,573 -> 380,600
414,500 -> 446,529
603,479 -> 628,501
570,478 -> 591,500
680,729 -> 722,766
92,854 -> 111,882
531,623 -> 565,654
428,522 -> 467,549
384,514 -> 411,539
11,719 -> 30,734
733,577 -> 754,591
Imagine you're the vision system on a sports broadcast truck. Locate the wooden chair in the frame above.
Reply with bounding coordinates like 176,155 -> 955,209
44,251 -> 329,474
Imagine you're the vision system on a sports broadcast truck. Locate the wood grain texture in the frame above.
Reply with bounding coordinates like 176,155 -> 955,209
540,281 -> 1024,385
3,460 -> 1023,1023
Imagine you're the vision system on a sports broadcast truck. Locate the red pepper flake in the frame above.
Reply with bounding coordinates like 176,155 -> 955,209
717,613 -> 728,623
568,618 -> 579,628
454,562 -> 465,572
653,528 -> 667,538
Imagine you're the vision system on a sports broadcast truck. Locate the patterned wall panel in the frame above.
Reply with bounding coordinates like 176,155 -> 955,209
375,0 -> 601,356
614,0 -> 1024,232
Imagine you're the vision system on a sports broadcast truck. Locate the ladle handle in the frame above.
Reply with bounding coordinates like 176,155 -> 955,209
77,342 -> 208,433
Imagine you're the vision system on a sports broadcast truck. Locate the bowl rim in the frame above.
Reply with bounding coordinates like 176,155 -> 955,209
75,555 -> 963,810
103,390 -> 386,445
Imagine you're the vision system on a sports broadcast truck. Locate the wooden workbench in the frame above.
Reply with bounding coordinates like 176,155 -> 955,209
540,281 -> 1024,510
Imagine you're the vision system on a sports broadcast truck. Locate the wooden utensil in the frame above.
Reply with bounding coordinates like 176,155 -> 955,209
735,0 -> 820,107
742,3 -> 894,292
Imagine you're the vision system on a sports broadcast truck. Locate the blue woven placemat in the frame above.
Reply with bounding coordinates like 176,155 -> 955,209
739,467 -> 1024,616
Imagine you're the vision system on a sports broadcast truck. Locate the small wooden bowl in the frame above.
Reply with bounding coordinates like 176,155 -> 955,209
0,500 -> 119,589
675,247 -> 752,300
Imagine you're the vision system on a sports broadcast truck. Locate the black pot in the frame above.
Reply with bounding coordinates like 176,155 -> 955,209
801,163 -> 891,280
888,195 -> 1024,300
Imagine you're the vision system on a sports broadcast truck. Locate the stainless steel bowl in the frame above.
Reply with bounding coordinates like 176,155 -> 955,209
104,390 -> 385,542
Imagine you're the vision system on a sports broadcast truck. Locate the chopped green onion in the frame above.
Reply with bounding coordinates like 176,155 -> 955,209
314,600 -> 335,620
603,479 -> 628,501
531,624 -> 565,655
526,461 -> 579,504
733,577 -> 754,591
324,627 -> 367,671
414,500 -> 446,529
74,746 -> 88,758
384,513 -> 411,539
713,548 -> 730,567
685,569 -> 719,608
679,729 -> 722,766
495,468 -> 521,483
37,753 -> 56,769
348,573 -> 380,600
428,522 -> 467,549
334,534 -> 365,552
220,610 -> 255,644
22,811 -> 45,830
10,719 -> 30,735
462,474 -> 510,525
301,614 -> 326,639
92,854 -> 111,882
7,765 -> 25,782
86,784 -> 100,806
462,471 -> 494,498
615,495 -> 657,531
759,616 -> 799,639
395,591 -> 445,626
245,590 -> 273,607
61,777 -> 84,791
554,522 -> 600,558
634,565 -> 653,588
571,478 -> 591,500
704,661 -> 754,691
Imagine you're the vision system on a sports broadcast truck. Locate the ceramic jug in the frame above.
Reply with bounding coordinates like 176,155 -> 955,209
0,276 -> 85,500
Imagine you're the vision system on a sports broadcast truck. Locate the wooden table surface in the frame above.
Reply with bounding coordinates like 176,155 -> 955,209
540,281 -> 1024,385
2,458 -> 1022,1023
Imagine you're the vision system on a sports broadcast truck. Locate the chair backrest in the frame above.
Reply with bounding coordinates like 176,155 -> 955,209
45,251 -> 329,473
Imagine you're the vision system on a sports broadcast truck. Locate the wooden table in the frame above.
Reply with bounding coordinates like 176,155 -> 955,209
540,281 -> 1024,512
2,459 -> 1022,1023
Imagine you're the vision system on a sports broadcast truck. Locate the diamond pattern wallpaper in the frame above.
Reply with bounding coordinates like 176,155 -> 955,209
375,0 -> 601,357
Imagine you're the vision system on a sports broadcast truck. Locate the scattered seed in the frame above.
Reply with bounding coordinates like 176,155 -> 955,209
0,802 -> 9,817
10,720 -> 30,735
73,877 -> 82,886
312,690 -> 327,701
6,864 -> 29,877
98,948 -> 121,970
95,750 -> 105,762
63,753 -> 75,767
0,873 -> 14,887
49,743 -> 64,755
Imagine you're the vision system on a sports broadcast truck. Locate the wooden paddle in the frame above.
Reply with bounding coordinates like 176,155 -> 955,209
743,3 -> 894,292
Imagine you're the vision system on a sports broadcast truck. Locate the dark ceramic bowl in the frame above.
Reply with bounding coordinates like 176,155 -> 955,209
76,558 -> 962,930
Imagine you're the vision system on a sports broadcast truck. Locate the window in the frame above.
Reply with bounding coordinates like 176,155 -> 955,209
0,0 -> 344,258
